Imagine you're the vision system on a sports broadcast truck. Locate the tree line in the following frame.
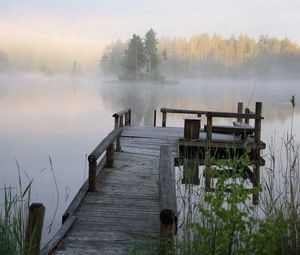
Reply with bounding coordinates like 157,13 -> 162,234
100,32 -> 300,79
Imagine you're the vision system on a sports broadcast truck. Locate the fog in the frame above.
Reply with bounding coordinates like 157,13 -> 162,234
1,0 -> 300,248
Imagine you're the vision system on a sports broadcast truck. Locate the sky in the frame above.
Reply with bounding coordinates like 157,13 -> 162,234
0,0 -> 300,44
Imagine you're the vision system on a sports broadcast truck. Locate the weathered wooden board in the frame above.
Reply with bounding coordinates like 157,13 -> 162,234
55,126 -> 179,255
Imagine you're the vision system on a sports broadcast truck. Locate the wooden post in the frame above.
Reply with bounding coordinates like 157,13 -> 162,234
159,145 -> 177,254
237,102 -> 243,122
128,109 -> 131,125
106,143 -> 114,168
114,116 -> 119,129
115,116 -> 121,152
245,108 -> 250,124
162,112 -> 167,127
25,203 -> 45,255
206,114 -> 212,141
205,113 -> 213,190
88,155 -> 97,192
253,102 -> 262,205
154,109 -> 157,127
119,115 -> 124,127
125,112 -> 129,126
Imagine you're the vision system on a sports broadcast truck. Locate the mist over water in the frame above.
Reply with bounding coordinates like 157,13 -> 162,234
0,72 -> 299,244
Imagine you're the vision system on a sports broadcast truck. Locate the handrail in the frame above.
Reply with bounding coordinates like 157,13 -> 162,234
112,108 -> 131,126
206,111 -> 263,120
88,127 -> 123,192
41,110 -> 129,255
112,108 -> 130,118
161,108 -> 207,115
89,127 -> 123,160
159,145 -> 177,237
160,106 -> 263,127
113,108 -> 131,151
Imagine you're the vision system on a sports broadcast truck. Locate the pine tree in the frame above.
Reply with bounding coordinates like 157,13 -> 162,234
144,29 -> 159,79
122,34 -> 145,80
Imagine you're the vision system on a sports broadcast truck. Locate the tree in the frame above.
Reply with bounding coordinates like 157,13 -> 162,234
121,34 -> 145,80
100,40 -> 126,75
144,28 -> 159,79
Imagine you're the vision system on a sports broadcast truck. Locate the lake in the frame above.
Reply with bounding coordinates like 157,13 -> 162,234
0,73 -> 299,245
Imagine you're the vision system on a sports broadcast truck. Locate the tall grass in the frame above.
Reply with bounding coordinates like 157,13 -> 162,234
173,98 -> 300,254
0,165 -> 32,255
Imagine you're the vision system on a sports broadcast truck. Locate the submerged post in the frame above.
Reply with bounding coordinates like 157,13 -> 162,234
253,102 -> 262,204
237,102 -> 244,122
25,203 -> 45,255
154,109 -> 157,127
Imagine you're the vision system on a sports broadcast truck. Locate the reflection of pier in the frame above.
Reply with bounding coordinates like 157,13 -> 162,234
27,103 -> 264,255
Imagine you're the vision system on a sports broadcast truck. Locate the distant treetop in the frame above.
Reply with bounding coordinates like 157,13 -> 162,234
100,32 -> 300,79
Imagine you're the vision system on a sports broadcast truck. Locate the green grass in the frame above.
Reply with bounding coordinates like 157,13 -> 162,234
174,133 -> 300,255
0,166 -> 32,255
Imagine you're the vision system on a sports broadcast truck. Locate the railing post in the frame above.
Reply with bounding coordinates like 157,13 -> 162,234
206,114 -> 213,141
88,155 -> 97,192
253,102 -> 262,205
237,102 -> 243,122
114,116 -> 119,129
115,116 -> 121,152
245,108 -> 250,124
106,143 -> 114,167
162,111 -> 167,127
119,115 -> 124,127
25,203 -> 45,255
125,112 -> 129,126
154,110 -> 157,127
205,113 -> 213,190
128,109 -> 131,125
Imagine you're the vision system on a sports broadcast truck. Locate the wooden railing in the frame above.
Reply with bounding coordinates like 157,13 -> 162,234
159,145 -> 177,254
205,102 -> 262,141
88,127 -> 123,191
40,108 -> 131,255
160,102 -> 263,128
113,108 -> 131,151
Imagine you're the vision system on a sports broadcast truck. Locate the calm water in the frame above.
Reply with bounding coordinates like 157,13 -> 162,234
0,73 -> 299,244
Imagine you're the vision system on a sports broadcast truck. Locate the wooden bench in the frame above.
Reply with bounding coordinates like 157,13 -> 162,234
204,122 -> 254,139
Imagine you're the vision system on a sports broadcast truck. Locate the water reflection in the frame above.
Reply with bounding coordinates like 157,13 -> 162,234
0,73 -> 299,245
98,79 -> 299,127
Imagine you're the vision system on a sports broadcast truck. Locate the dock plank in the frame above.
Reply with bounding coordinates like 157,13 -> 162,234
55,127 -> 179,255
52,125 -> 264,254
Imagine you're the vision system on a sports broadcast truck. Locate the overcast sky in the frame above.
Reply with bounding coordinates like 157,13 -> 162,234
0,0 -> 300,44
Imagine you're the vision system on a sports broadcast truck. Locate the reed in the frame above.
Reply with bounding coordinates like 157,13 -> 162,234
0,165 -> 32,255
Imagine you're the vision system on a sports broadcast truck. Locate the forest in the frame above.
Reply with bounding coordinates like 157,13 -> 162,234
100,31 -> 300,79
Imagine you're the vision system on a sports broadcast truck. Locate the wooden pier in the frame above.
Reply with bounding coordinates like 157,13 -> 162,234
37,102 -> 265,255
